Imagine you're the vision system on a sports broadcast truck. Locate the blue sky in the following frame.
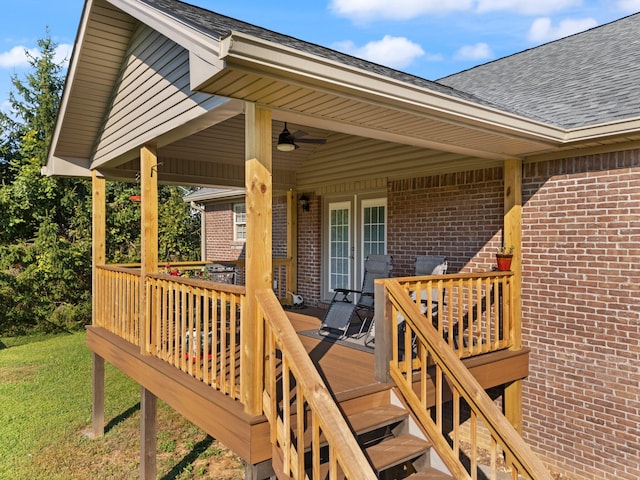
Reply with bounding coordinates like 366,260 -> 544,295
1,0 -> 639,113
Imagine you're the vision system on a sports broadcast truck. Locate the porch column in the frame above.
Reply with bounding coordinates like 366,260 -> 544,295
139,144 -> 159,354
91,170 -> 106,437
503,157 -> 523,433
286,189 -> 298,301
243,103 -> 273,415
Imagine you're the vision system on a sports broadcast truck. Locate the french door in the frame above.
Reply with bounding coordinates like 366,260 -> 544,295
325,196 -> 386,300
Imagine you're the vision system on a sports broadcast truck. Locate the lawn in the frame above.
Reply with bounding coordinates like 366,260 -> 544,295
0,332 -> 244,479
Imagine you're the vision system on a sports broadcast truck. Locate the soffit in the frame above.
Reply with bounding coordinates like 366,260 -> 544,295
52,0 -> 138,162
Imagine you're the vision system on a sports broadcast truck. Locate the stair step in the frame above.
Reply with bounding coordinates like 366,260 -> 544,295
407,467 -> 453,479
367,434 -> 431,472
347,404 -> 408,435
302,404 -> 408,449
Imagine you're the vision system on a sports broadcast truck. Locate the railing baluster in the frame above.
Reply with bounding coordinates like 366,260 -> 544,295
384,276 -> 553,480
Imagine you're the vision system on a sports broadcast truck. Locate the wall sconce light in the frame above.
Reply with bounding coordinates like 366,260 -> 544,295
299,194 -> 310,212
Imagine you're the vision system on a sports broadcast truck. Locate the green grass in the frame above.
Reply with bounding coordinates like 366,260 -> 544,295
0,332 -> 243,479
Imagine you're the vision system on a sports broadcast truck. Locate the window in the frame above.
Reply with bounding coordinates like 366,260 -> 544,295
233,203 -> 246,241
323,195 -> 386,301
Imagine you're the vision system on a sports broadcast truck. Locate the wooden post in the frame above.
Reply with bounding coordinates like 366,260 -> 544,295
139,144 -> 159,354
140,386 -> 157,480
286,189 -> 298,302
91,170 -> 106,437
374,281 -> 392,382
503,157 -> 523,433
91,353 -> 105,438
243,103 -> 272,415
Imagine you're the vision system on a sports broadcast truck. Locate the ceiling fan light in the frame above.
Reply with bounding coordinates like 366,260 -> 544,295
277,123 -> 297,151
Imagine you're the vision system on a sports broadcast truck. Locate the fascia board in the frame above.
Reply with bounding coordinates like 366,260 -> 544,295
219,32 -> 567,145
107,0 -> 222,65
563,117 -> 640,142
41,155 -> 92,178
46,0 -> 95,173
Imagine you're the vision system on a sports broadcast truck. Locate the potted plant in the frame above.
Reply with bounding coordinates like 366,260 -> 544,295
496,245 -> 514,271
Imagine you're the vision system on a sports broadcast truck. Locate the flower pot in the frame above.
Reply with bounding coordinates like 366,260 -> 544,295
496,254 -> 513,271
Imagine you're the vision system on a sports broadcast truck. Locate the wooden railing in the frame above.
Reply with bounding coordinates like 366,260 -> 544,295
94,265 -> 245,401
395,271 -> 514,358
145,274 -> 245,400
257,289 -> 377,480
381,278 -> 552,480
94,265 -> 141,345
211,258 -> 293,301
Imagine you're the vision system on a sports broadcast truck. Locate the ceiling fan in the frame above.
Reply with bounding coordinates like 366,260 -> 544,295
276,122 -> 327,151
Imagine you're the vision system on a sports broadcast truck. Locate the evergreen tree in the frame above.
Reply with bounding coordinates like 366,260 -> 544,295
0,32 -> 201,335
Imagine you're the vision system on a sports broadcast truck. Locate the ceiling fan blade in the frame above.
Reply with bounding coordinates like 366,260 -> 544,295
294,138 -> 327,144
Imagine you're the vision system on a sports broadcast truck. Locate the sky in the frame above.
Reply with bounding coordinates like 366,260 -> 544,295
1,0 -> 639,114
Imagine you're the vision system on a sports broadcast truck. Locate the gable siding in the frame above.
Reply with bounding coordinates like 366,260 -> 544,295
93,24 -> 221,164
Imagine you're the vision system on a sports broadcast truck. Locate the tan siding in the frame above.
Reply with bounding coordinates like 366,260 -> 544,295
93,25 -> 221,165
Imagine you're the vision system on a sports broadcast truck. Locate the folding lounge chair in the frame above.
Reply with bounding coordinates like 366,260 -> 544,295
366,255 -> 448,347
319,254 -> 393,338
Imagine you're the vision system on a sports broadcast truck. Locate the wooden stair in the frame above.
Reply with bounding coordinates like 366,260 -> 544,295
310,403 -> 453,480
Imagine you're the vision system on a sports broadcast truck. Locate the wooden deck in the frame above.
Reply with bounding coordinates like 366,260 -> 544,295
87,306 -> 529,467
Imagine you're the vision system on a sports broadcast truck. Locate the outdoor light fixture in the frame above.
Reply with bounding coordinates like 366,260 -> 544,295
277,123 -> 296,151
299,194 -> 310,212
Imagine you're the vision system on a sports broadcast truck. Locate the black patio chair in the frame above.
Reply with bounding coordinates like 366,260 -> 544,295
318,254 -> 393,339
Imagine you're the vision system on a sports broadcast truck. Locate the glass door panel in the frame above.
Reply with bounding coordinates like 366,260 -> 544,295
329,202 -> 351,291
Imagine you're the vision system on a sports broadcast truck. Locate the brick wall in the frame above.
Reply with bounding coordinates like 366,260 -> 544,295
297,192 -> 322,306
520,151 -> 640,480
204,202 -> 244,261
203,196 -> 288,261
388,169 -> 505,276
385,152 -> 640,480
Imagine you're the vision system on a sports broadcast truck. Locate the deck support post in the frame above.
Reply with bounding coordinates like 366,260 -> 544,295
243,103 -> 272,415
503,157 -> 523,433
139,144 -> 159,354
91,353 -> 105,437
91,170 -> 106,437
140,386 -> 157,480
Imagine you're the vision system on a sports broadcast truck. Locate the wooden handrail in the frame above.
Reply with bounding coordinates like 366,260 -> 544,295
383,279 -> 553,480
257,289 -> 377,480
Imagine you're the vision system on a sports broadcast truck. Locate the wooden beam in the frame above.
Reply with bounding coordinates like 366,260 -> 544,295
503,157 -> 523,434
140,386 -> 157,480
139,144 -> 159,354
243,103 -> 273,415
286,189 -> 298,301
91,171 -> 106,438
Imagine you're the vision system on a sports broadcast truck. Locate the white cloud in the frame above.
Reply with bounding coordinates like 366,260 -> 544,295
332,35 -> 425,69
454,42 -> 494,61
527,17 -> 598,43
476,0 -> 581,15
617,0 -> 640,12
54,43 -> 73,67
329,0 -> 473,21
0,46 -> 38,68
0,43 -> 73,69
